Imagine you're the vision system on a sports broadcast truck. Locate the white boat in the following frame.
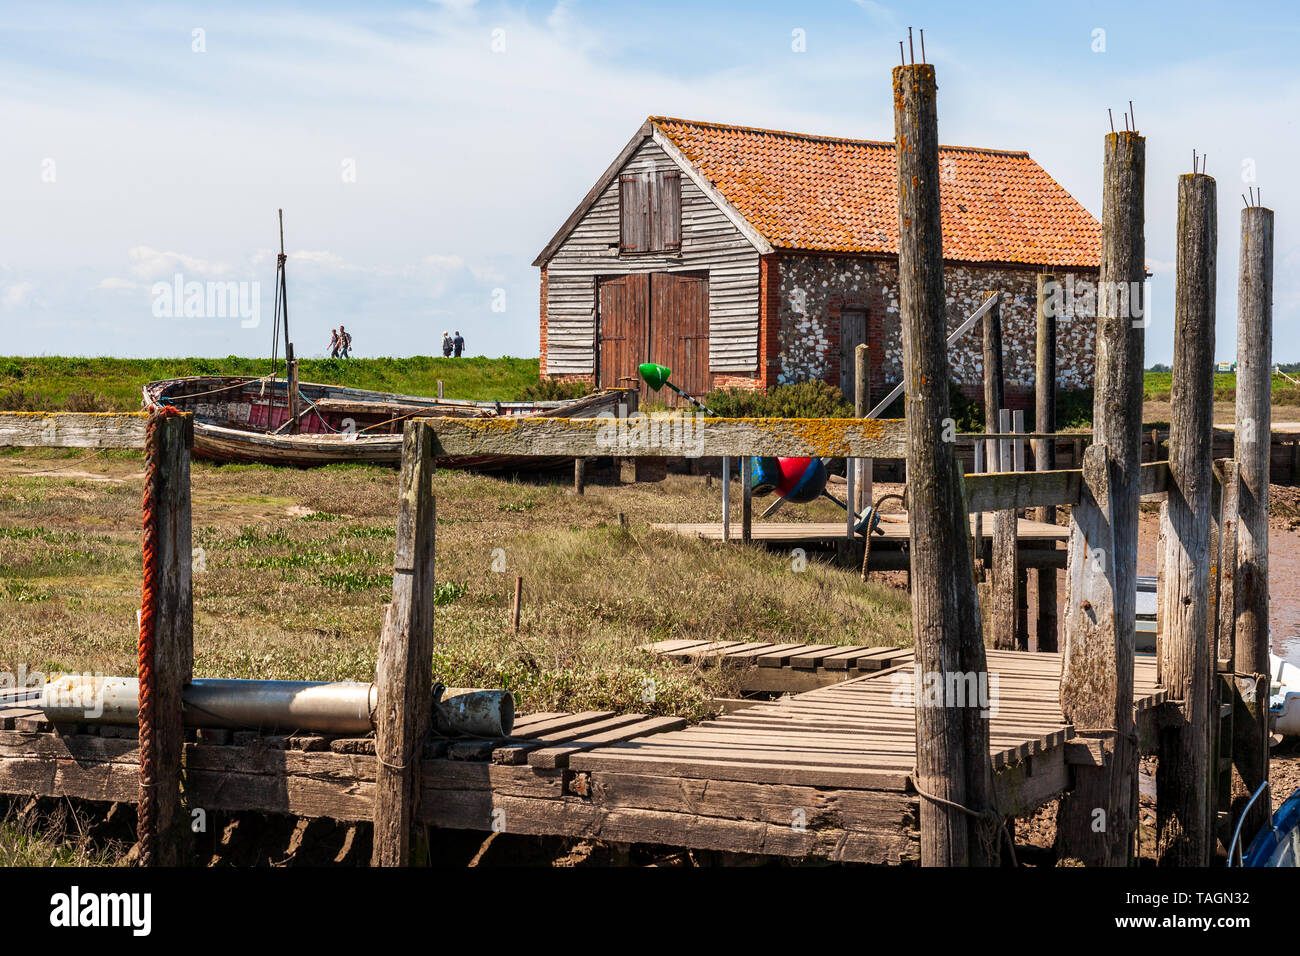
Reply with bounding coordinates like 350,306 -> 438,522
1270,654 -> 1300,737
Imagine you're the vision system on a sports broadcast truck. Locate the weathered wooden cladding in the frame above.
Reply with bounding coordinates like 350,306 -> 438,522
543,137 -> 761,374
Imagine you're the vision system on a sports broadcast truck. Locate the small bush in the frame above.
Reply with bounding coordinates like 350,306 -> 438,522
703,380 -> 853,418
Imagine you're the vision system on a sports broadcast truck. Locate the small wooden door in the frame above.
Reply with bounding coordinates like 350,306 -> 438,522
598,274 -> 650,400
839,309 -> 868,404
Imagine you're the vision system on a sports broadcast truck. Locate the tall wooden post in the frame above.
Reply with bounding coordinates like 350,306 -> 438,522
1232,203 -> 1274,841
573,457 -> 586,495
372,421 -> 437,866
984,296 -> 1016,650
139,411 -> 194,866
854,344 -> 873,515
721,456 -> 731,542
1034,274 -> 1059,652
894,62 -> 996,867
1155,172 -> 1216,866
1058,128 -> 1145,866
741,456 -> 753,544
286,344 -> 299,433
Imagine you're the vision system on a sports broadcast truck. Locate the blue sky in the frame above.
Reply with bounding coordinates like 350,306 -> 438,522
1,0 -> 1297,364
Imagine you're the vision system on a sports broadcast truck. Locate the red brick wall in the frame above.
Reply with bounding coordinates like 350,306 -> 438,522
538,265 -> 549,377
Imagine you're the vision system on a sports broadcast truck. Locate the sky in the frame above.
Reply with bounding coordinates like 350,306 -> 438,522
1,0 -> 1297,365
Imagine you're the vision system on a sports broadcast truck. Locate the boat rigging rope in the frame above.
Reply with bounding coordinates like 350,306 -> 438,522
137,405 -> 181,866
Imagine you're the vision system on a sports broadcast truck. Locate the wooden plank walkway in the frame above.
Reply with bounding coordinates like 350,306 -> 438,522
653,513 -> 1068,544
0,650 -> 1165,865
643,639 -> 913,692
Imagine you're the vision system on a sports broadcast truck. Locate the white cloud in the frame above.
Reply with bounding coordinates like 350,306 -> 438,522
95,277 -> 139,290
1,281 -> 33,309
128,247 -> 230,280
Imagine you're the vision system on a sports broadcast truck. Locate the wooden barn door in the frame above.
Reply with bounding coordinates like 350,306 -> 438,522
651,272 -> 709,405
839,309 -> 867,403
599,272 -> 710,407
597,274 -> 650,399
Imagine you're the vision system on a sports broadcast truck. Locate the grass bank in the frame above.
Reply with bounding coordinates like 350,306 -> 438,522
0,356 -> 542,410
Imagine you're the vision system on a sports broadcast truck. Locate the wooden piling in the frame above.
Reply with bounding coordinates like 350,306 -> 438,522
991,407 -> 1017,650
1057,129 -> 1145,866
721,456 -> 731,542
741,456 -> 753,545
893,62 -> 996,867
854,344 -> 873,515
1034,274 -> 1059,652
1155,172 -> 1216,866
1232,204 -> 1274,841
372,421 -> 437,866
286,346 -> 299,434
141,411 -> 194,866
573,457 -> 586,495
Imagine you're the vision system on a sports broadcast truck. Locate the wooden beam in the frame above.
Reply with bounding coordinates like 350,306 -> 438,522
371,421 -> 438,866
1035,274 -> 1060,652
741,455 -> 752,544
1232,203 -> 1274,842
1057,129 -> 1146,867
140,411 -> 194,866
893,61 -> 997,867
419,415 -> 907,459
1156,171 -> 1216,866
0,411 -> 147,448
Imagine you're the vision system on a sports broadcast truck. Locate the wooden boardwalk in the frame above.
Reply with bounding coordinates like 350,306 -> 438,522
644,639 -> 913,692
653,513 -> 1068,544
0,650 -> 1164,864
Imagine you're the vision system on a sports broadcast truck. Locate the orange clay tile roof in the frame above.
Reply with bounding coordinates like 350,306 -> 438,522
651,117 -> 1101,268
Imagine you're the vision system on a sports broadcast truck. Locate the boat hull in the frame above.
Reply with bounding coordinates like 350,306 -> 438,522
144,376 -> 627,469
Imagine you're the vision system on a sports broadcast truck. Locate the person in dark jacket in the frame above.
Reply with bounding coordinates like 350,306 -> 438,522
441,332 -> 453,358
453,331 -> 464,358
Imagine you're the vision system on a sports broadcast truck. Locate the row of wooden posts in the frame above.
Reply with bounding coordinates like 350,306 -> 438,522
893,61 -> 1274,865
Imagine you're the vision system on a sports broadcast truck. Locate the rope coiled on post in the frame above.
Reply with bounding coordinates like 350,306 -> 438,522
138,405 -> 181,866
909,774 -> 1018,867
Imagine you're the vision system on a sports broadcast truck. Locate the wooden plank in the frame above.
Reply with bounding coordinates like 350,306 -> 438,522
525,716 -> 687,769
0,411 -> 148,448
419,415 -> 907,460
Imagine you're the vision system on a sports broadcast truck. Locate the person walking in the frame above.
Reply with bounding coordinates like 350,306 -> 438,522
339,325 -> 352,358
453,330 -> 465,358
441,332 -> 453,358
328,328 -> 341,358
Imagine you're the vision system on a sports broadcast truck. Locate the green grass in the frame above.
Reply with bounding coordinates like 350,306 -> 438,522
0,453 -> 911,721
1142,370 -> 1300,404
0,356 -> 543,410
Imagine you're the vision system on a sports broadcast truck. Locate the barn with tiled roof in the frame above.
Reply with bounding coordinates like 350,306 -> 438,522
534,116 -> 1101,403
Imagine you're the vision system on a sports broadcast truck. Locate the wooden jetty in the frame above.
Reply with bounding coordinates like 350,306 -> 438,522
0,649 -> 1164,864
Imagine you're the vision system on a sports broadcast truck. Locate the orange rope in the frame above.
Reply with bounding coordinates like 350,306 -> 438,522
138,405 -> 180,865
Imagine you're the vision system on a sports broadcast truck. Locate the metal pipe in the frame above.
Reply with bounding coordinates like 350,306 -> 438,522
40,676 -> 514,738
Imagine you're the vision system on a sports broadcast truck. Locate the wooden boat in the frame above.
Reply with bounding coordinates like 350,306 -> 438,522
143,375 -> 629,468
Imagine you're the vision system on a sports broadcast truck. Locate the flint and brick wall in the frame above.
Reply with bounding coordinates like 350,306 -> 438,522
773,253 -> 1098,406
